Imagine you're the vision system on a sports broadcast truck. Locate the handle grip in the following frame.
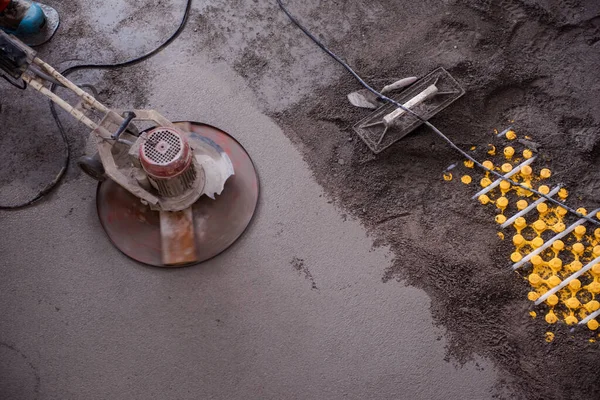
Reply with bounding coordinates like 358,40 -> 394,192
111,111 -> 136,140
383,84 -> 439,127
380,76 -> 418,94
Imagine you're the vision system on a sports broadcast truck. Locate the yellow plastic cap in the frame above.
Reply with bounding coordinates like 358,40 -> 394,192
520,165 -> 533,176
593,246 -> 600,257
572,243 -> 585,254
548,257 -> 562,270
547,277 -> 561,289
552,240 -> 565,251
497,196 -> 509,208
528,273 -> 542,286
589,282 -> 600,294
443,172 -> 453,181
529,311 -> 537,319
506,130 -> 517,140
574,225 -> 586,236
514,217 -> 527,229
480,177 -> 492,188
565,315 -> 578,325
595,228 -> 600,239
464,160 -> 474,168
495,214 -> 507,224
511,252 -> 523,262
533,220 -> 547,232
547,294 -> 559,305
516,200 -> 528,210
483,160 -> 494,170
585,300 -> 600,312
504,146 -> 515,158
569,279 -> 581,290
545,313 -> 558,325
461,175 -> 472,184
501,163 -> 513,173
513,234 -> 525,246
536,203 -> 548,214
570,260 -> 583,272
531,255 -> 544,266
478,195 -> 491,205
577,207 -> 587,216
553,223 -> 566,233
540,168 -> 551,179
523,149 -> 533,159
487,144 -> 496,155
499,181 -> 511,191
588,320 -> 599,331
566,297 -> 581,309
592,263 -> 600,275
555,206 -> 567,216
527,291 -> 539,301
538,185 -> 550,195
558,188 -> 569,199
531,237 -> 544,249
546,275 -> 562,287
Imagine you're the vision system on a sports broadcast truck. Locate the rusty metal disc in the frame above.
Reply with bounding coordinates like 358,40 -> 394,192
96,122 -> 259,267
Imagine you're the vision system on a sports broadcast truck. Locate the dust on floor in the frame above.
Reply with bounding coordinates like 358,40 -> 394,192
3,0 -> 600,398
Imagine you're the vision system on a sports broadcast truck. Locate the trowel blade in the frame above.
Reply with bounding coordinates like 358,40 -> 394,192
347,90 -> 379,109
160,207 -> 198,266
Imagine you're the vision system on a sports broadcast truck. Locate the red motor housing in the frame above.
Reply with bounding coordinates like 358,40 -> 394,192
139,127 -> 197,197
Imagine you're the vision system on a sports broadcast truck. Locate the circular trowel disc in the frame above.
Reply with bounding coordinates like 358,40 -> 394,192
96,122 -> 259,267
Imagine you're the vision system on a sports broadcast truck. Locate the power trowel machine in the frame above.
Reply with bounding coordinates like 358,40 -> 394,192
0,30 -> 259,267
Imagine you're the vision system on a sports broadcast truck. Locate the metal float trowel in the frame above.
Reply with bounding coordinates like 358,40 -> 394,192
351,67 -> 465,154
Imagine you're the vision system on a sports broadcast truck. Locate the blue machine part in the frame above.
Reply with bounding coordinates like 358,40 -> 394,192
11,2 -> 45,35
0,1 -> 59,46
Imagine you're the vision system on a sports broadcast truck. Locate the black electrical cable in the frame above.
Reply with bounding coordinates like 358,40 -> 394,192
51,0 -> 192,82
276,0 -> 600,227
0,0 -> 192,210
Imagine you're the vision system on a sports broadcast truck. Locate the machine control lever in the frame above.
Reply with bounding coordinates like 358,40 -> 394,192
112,111 -> 137,140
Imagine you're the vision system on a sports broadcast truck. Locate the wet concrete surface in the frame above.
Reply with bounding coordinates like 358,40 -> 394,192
1,1 -> 502,398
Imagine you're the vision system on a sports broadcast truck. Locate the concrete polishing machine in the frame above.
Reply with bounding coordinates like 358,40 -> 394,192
0,26 -> 259,267
0,1 -> 495,269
